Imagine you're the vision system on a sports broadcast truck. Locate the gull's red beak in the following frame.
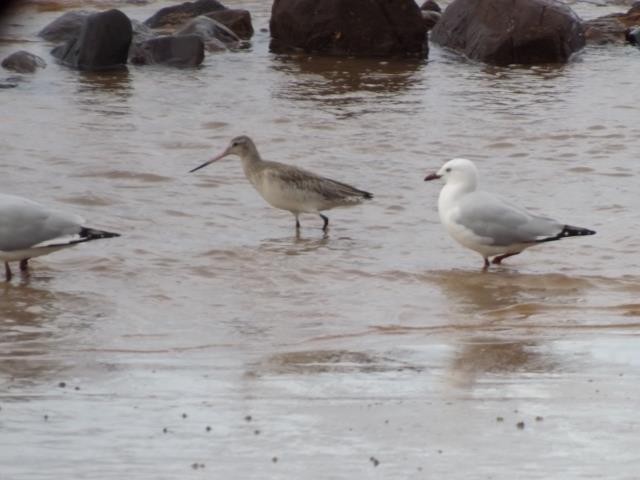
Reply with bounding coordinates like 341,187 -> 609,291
424,173 -> 442,181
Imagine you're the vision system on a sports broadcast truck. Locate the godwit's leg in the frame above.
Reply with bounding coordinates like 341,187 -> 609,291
482,257 -> 490,270
4,262 -> 12,281
295,214 -> 301,230
319,214 -> 329,232
492,252 -> 520,265
20,258 -> 29,272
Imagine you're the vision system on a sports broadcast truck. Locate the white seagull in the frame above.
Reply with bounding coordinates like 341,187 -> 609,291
190,135 -> 373,231
0,193 -> 120,281
424,158 -> 596,268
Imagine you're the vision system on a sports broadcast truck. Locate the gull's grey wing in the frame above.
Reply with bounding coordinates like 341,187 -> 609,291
262,162 -> 372,202
453,191 -> 563,246
0,194 -> 83,251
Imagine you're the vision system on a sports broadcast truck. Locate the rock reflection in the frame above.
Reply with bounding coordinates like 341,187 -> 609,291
270,54 -> 424,116
77,68 -> 132,95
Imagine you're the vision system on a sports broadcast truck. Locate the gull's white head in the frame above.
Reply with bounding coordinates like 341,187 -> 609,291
424,158 -> 478,186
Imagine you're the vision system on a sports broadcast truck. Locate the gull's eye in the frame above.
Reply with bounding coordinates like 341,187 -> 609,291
445,167 -> 452,172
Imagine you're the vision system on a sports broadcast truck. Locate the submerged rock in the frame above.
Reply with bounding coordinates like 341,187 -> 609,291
51,9 -> 132,71
205,9 -> 253,39
420,0 -> 441,12
627,26 -> 640,45
2,51 -> 46,73
144,0 -> 227,29
269,0 -> 428,57
421,10 -> 441,30
129,34 -> 205,66
584,3 -> 640,45
176,15 -> 241,51
431,0 -> 584,66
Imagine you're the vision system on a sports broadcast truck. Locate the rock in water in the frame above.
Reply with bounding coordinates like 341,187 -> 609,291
431,0 -> 584,66
2,51 -> 46,73
176,16 -> 240,51
39,10 -> 91,43
269,0 -> 428,57
144,0 -> 227,29
51,9 -> 132,71
584,3 -> 640,45
129,34 -> 205,66
205,9 -> 253,39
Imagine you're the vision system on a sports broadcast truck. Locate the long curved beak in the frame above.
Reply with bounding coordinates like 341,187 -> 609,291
189,149 -> 228,173
424,172 -> 442,181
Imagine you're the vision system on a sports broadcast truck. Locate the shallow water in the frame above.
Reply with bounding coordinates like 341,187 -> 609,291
1,1 -> 640,478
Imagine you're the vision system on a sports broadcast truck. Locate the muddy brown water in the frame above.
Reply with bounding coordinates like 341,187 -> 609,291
1,1 -> 640,478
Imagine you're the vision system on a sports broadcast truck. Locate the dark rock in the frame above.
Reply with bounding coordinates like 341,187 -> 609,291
144,0 -> 226,29
205,9 -> 253,39
38,10 -> 91,43
129,34 -> 204,66
431,0 -> 584,66
422,10 -> 441,30
627,26 -> 640,45
2,51 -> 46,73
270,0 -> 428,57
584,5 -> 640,45
51,9 -> 132,71
176,16 -> 241,51
421,0 -> 441,12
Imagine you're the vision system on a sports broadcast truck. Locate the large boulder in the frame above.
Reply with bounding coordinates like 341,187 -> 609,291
176,15 -> 241,50
2,51 -> 46,73
431,0 -> 585,66
584,3 -> 640,44
144,0 -> 226,28
269,0 -> 428,57
129,34 -> 204,66
205,9 -> 253,39
38,10 -> 91,43
51,9 -> 132,70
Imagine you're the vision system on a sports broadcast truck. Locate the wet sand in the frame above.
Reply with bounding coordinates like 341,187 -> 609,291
1,1 -> 640,478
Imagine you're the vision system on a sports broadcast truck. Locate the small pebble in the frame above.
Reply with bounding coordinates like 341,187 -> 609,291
58,382 -> 66,388
191,463 -> 205,470
272,456 -> 278,463
205,426 -> 211,432
44,415 -> 48,421
245,415 -> 252,422
369,456 -> 380,467
74,386 -> 80,391
437,449 -> 443,454
496,416 -> 504,422
516,421 -> 525,430
535,416 -> 543,422
163,427 -> 168,434
182,413 -> 187,419
254,429 -> 261,435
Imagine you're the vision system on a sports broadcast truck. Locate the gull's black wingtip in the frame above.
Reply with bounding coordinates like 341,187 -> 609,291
80,227 -> 121,240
